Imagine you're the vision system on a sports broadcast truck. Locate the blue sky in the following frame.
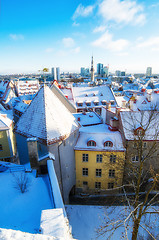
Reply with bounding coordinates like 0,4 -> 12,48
0,0 -> 159,74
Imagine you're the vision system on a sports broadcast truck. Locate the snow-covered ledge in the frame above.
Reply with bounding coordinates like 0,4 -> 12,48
47,160 -> 66,215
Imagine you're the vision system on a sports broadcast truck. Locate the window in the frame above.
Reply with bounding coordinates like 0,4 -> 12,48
133,142 -> 137,148
104,141 -> 113,147
82,168 -> 88,176
83,181 -> 88,186
101,100 -> 106,105
94,101 -> 99,106
86,102 -> 91,106
87,140 -> 96,147
109,169 -> 115,178
95,182 -> 101,189
96,169 -> 102,177
82,154 -> 88,162
132,156 -> 139,162
110,154 -> 116,163
143,142 -> 147,148
77,102 -> 83,107
0,144 -> 3,151
96,154 -> 102,163
108,182 -> 114,189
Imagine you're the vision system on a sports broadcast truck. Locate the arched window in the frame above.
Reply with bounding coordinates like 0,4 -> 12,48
104,141 -> 113,147
87,140 -> 96,147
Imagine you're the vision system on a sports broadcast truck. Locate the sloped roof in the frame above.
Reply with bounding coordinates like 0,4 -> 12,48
120,111 -> 159,140
51,83 -> 76,113
15,85 -> 80,145
75,124 -> 125,151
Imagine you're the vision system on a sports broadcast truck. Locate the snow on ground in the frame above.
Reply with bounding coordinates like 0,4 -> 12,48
0,228 -> 57,240
66,205 -> 159,240
0,171 -> 53,234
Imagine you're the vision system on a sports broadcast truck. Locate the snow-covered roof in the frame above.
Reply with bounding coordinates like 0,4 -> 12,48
15,85 -> 80,145
72,86 -> 116,108
73,112 -> 102,126
75,124 -> 125,151
16,80 -> 39,96
120,111 -> 159,140
0,113 -> 13,130
129,92 -> 159,111
51,84 -> 76,113
115,96 -> 129,108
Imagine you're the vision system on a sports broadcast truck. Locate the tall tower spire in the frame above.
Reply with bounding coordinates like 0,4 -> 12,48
91,55 -> 94,82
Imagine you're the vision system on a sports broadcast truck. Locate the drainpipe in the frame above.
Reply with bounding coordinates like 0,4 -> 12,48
57,141 -> 64,200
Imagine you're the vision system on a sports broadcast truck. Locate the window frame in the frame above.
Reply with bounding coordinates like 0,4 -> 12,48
96,168 -> 102,177
104,141 -> 113,147
82,168 -> 88,176
108,182 -> 114,189
110,154 -> 116,163
82,153 -> 88,162
96,154 -> 103,163
87,140 -> 96,147
131,155 -> 139,162
109,169 -> 115,178
95,182 -> 101,189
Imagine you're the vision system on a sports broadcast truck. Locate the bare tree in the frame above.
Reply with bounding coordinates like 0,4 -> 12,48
13,172 -> 31,193
98,108 -> 159,240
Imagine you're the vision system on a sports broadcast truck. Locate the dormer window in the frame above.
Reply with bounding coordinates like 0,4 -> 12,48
77,101 -> 83,107
101,100 -> 106,105
93,93 -> 96,96
87,140 -> 96,147
100,93 -> 103,96
85,94 -> 88,97
94,100 -> 99,106
134,127 -> 145,136
85,100 -> 91,106
110,100 -> 115,105
104,141 -> 113,147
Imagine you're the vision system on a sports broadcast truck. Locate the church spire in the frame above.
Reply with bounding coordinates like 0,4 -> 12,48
91,55 -> 94,82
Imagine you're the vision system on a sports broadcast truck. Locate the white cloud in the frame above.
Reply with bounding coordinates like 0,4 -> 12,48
98,0 -> 145,26
72,21 -> 80,27
92,31 -> 129,52
72,4 -> 94,20
71,47 -> 80,54
136,36 -> 159,50
93,25 -> 106,33
9,34 -> 24,40
45,48 -> 54,53
62,37 -> 75,48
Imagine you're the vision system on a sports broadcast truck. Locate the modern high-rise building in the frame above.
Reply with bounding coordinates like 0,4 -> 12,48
51,68 -> 55,79
103,66 -> 109,77
51,67 -> 60,81
146,67 -> 152,77
56,67 -> 60,81
81,68 -> 85,76
115,70 -> 121,77
97,63 -> 103,76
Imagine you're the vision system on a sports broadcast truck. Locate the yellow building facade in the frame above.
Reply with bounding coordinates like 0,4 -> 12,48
0,115 -> 16,162
75,150 -> 125,193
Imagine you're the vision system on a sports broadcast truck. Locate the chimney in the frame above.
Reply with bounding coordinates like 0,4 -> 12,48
27,138 -> 39,170
146,93 -> 151,102
106,101 -> 111,110
109,117 -> 119,131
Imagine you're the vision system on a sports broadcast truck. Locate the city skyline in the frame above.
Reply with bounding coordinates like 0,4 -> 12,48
0,0 -> 159,74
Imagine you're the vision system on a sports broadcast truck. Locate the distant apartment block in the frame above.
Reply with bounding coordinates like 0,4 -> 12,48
146,67 -> 152,77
